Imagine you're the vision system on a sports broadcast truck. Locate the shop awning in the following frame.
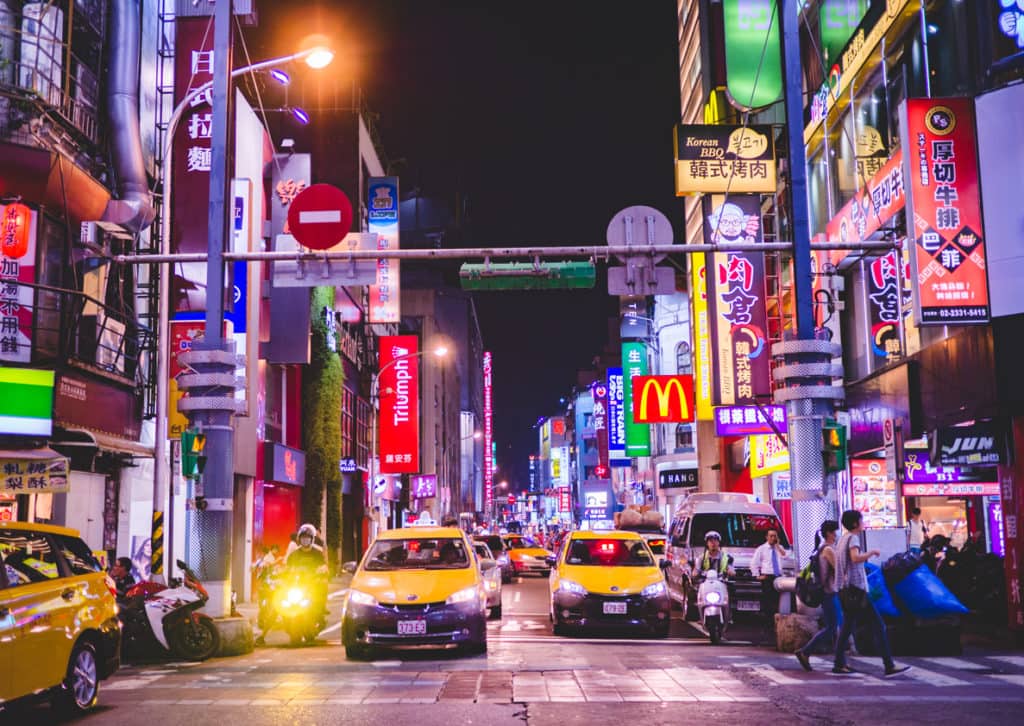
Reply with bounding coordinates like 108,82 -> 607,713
51,428 -> 154,458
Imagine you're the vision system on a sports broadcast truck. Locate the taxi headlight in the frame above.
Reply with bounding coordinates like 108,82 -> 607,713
446,586 -> 481,605
497,554 -> 509,565
559,579 -> 587,596
705,591 -> 722,605
348,589 -> 378,607
641,581 -> 667,598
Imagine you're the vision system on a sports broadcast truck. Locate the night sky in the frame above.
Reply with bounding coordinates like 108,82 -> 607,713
252,1 -> 684,489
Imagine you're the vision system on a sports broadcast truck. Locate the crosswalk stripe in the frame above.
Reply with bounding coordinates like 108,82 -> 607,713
809,656 -> 895,686
925,657 -> 991,671
993,656 -> 1024,668
992,675 -> 1024,687
850,657 -> 969,686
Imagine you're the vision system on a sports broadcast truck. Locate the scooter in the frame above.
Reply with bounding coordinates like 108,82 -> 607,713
696,569 -> 730,645
270,569 -> 327,646
120,559 -> 220,661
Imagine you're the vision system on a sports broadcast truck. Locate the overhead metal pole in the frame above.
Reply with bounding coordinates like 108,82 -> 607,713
775,0 -> 843,566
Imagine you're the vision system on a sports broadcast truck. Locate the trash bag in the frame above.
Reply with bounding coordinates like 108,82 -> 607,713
641,510 -> 664,528
619,509 -> 643,527
882,551 -> 924,588
865,562 -> 900,617
891,564 -> 968,619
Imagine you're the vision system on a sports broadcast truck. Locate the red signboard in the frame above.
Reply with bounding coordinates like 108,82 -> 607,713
825,151 -> 906,268
378,335 -> 420,474
902,98 -> 990,324
631,375 -> 695,423
558,488 -> 571,513
286,184 -> 354,251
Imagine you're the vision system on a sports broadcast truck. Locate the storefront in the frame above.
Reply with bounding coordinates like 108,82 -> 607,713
255,442 -> 306,552
654,459 -> 698,524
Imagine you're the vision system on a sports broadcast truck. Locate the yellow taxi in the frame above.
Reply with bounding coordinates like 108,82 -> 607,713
503,534 -> 552,577
549,530 -> 671,637
340,526 -> 491,659
1,521 -> 121,714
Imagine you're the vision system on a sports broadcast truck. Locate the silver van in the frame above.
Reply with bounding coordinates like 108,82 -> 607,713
664,492 -> 795,617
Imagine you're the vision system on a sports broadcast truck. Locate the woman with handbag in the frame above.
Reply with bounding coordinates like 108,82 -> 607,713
832,509 -> 910,677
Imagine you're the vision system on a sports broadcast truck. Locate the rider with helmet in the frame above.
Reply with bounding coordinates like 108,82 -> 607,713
697,531 -> 734,578
286,524 -> 329,624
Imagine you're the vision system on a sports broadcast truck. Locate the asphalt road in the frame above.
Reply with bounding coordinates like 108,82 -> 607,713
6,575 -> 1024,725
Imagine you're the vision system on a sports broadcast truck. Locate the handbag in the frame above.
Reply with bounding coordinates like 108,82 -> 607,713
839,585 -> 869,612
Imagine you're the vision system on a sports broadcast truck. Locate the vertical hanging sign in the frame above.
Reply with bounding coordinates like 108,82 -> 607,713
621,342 -> 651,457
607,368 -> 628,465
900,98 -> 990,325
483,351 -> 494,510
703,195 -> 771,406
591,380 -> 609,471
690,252 -> 713,420
368,177 -> 401,323
0,203 -> 37,363
379,335 -> 419,474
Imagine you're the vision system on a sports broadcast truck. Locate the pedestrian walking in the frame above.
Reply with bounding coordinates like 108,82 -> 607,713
832,509 -> 910,677
795,520 -> 839,671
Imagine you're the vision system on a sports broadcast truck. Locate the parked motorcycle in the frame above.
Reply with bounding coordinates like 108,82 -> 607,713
119,559 -> 220,661
696,569 -> 730,645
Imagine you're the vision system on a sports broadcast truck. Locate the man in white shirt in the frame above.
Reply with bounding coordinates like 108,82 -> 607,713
751,529 -> 787,615
907,507 -> 928,553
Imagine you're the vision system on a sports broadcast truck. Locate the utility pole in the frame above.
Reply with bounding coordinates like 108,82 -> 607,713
773,0 -> 844,564
176,0 -> 241,617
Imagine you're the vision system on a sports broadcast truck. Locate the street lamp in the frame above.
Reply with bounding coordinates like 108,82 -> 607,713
151,44 -> 333,585
369,339 -> 451,533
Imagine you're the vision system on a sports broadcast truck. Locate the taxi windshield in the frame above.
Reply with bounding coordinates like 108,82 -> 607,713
565,538 -> 654,567
364,537 -> 470,570
505,536 -> 538,549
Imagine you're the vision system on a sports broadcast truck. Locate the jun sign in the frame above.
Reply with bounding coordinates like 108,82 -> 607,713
378,335 -> 419,474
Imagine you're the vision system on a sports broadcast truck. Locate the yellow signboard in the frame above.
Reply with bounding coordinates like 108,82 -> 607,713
674,125 -> 777,195
1,452 -> 69,494
750,434 -> 789,478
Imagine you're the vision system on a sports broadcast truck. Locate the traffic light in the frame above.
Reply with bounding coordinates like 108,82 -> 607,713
822,419 -> 847,473
180,428 -> 207,480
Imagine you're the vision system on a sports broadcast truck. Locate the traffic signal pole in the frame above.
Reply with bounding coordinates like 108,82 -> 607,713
773,0 -> 844,565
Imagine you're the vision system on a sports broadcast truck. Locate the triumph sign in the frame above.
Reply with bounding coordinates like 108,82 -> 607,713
379,335 -> 420,473
631,375 -> 695,424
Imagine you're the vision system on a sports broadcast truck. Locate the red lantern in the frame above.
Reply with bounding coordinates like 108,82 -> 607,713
1,203 -> 31,260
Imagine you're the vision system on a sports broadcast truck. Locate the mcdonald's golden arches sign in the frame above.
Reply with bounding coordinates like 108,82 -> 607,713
630,375 -> 696,424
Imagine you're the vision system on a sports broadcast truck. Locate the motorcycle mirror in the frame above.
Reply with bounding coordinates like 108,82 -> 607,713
342,561 -> 357,574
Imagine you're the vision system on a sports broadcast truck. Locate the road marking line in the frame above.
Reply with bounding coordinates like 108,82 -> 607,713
925,657 -> 989,671
993,656 -> 1024,668
992,675 -> 1024,687
742,665 -> 803,685
514,590 -> 522,603
328,588 -> 349,600
850,657 -> 968,686
371,660 -> 403,667
319,621 -> 343,637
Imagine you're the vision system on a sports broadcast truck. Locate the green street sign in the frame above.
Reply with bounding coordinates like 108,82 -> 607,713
459,261 -> 596,291
622,341 -> 650,457
723,0 -> 783,110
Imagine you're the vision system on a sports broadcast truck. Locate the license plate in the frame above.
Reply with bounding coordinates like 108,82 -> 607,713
737,600 -> 760,612
397,619 -> 427,635
603,601 -> 628,615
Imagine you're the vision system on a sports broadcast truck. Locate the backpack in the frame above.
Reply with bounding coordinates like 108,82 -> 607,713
796,547 -> 825,607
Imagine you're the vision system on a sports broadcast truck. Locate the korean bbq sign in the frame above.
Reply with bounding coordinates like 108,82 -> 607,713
900,98 -> 990,325
378,335 -> 420,474
674,124 -> 777,194
630,375 -> 695,424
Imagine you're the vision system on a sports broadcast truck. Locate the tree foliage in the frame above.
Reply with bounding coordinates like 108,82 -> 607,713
301,286 -> 344,571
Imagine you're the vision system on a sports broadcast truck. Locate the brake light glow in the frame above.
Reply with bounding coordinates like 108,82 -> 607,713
599,542 -> 615,553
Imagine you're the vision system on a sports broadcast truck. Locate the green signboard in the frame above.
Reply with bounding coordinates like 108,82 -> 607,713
723,0 -> 783,110
621,341 -> 650,457
819,0 -> 868,65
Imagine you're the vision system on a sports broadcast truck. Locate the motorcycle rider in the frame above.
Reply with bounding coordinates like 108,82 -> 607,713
285,523 -> 329,625
697,531 -> 734,578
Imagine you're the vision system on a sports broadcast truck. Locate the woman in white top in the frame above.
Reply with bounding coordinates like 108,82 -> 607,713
795,520 -> 839,671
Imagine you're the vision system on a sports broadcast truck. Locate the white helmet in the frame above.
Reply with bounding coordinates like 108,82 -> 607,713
705,530 -> 722,542
297,523 -> 317,548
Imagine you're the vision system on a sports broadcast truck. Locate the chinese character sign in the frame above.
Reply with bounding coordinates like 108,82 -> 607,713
674,125 -> 777,195
900,98 -> 990,325
368,177 -> 401,323
714,404 -> 787,437
172,18 -> 215,257
483,351 -> 494,509
690,252 -> 714,420
379,335 -> 419,474
621,343 -> 650,457
1,455 -> 68,495
591,381 -> 610,470
825,151 -> 906,268
866,247 -> 910,366
0,203 -> 37,363
703,195 -> 770,406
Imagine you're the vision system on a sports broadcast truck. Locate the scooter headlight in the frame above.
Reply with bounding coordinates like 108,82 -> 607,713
641,581 -> 667,598
705,590 -> 722,605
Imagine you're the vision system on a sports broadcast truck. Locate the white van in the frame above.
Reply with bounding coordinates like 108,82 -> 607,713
664,492 -> 795,617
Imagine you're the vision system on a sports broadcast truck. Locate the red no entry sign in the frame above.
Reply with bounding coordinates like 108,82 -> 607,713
287,183 -> 354,250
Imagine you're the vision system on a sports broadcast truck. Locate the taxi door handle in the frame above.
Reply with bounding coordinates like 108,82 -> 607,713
61,587 -> 76,601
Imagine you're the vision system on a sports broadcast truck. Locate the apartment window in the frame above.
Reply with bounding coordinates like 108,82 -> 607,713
356,398 -> 370,469
341,385 -> 355,457
676,342 -> 693,376
675,424 -> 694,451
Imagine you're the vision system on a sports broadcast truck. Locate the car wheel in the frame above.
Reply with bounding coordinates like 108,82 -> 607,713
489,604 -> 503,620
463,638 -> 487,655
653,619 -> 671,638
345,643 -> 370,660
55,641 -> 99,715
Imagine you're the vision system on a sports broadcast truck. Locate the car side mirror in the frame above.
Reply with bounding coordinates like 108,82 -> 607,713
545,555 -> 557,567
342,561 -> 357,574
480,559 -> 497,572
659,559 -> 670,570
